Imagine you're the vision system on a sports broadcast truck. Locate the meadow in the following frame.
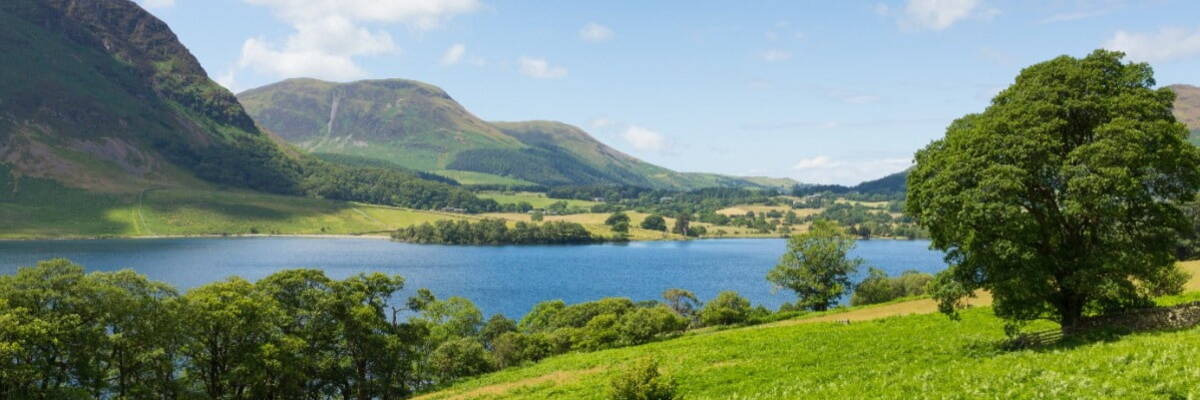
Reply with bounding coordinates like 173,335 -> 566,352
0,179 -> 469,239
477,191 -> 601,209
418,263 -> 1200,400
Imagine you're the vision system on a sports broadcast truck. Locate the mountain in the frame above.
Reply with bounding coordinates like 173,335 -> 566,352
1170,84 -> 1200,143
0,0 -> 305,193
239,78 -> 791,190
0,0 -> 494,213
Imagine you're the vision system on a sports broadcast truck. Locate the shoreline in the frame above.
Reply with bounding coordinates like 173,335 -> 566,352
0,233 -> 925,243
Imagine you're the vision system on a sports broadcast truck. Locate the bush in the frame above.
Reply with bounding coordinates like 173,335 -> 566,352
618,306 -> 688,345
428,338 -> 493,384
851,268 -> 934,306
490,332 -> 531,369
609,359 -> 679,400
698,291 -> 751,327
641,215 -> 667,231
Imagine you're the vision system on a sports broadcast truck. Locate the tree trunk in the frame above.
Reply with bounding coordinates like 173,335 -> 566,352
1058,293 -> 1085,334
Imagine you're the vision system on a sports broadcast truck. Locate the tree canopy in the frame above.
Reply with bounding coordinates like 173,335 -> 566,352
767,220 -> 862,311
907,50 -> 1200,330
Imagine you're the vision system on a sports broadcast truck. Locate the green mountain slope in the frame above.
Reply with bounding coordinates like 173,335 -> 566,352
240,79 -> 792,190
0,0 -> 301,194
1169,84 -> 1200,143
0,0 -> 499,237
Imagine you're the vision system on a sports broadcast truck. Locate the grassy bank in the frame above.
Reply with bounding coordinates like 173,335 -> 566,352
0,180 -> 470,239
419,304 -> 1199,400
419,263 -> 1200,400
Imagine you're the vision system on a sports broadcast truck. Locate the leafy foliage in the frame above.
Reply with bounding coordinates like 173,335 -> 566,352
608,359 -> 679,400
907,50 -> 1200,329
768,220 -> 863,311
850,268 -> 933,306
391,219 -> 599,245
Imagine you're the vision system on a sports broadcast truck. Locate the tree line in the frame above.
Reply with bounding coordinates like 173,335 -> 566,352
0,259 -> 798,400
391,219 -> 599,245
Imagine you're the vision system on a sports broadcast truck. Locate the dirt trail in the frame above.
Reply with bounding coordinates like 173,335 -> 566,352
412,367 -> 602,400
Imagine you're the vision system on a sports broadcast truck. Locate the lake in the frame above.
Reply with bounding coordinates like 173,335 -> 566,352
0,237 -> 946,318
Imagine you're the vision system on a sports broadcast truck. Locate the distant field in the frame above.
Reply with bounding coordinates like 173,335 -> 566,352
420,296 -> 1200,400
433,170 -> 536,186
477,192 -> 599,209
715,204 -> 791,216
835,199 -> 890,208
0,179 -> 467,239
1182,260 -> 1200,291
138,189 -> 466,236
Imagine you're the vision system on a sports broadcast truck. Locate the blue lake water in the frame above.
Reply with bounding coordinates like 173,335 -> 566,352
0,238 -> 946,318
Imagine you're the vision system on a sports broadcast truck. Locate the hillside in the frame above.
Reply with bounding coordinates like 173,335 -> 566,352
0,0 -> 506,239
239,79 -> 786,190
0,0 -> 301,193
1170,84 -> 1200,143
422,266 -> 1200,400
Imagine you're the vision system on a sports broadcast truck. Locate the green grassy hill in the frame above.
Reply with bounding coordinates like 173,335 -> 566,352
0,0 -> 503,239
421,300 -> 1200,400
0,0 -> 304,194
0,166 -> 468,239
238,79 -> 788,190
1169,84 -> 1200,144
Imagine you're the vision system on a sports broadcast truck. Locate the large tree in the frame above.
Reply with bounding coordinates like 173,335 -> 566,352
907,50 -> 1200,331
767,220 -> 863,311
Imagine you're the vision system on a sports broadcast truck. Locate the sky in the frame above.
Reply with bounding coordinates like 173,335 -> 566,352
136,0 -> 1200,185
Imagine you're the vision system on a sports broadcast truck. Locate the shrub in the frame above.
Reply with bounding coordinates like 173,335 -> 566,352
577,313 -> 622,351
428,338 -> 493,384
609,359 -> 679,400
698,291 -> 751,327
852,268 -> 934,306
490,332 -> 531,369
641,215 -> 667,231
618,306 -> 688,345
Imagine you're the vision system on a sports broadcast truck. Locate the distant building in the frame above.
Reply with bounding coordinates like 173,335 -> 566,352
592,197 -> 606,202
659,196 -> 673,203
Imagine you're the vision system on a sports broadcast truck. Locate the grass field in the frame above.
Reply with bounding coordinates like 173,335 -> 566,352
421,296 -> 1200,400
417,262 -> 1200,400
477,192 -> 600,209
0,178 -> 468,239
433,170 -> 537,187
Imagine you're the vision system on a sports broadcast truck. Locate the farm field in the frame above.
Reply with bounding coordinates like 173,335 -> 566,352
419,294 -> 1200,400
481,211 -> 782,240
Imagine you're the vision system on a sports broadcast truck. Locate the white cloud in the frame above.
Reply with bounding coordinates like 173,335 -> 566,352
793,156 -> 837,170
518,57 -> 568,79
440,43 -> 466,65
589,118 -> 614,129
622,125 -> 668,152
760,49 -> 792,62
215,69 -> 239,92
791,156 -> 912,185
895,0 -> 992,31
139,0 -> 176,8
237,0 -> 480,80
239,37 -> 369,81
243,0 -> 481,29
580,22 -> 614,42
1105,27 -> 1200,63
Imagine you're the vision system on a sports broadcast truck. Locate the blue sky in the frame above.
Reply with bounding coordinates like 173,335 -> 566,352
138,0 -> 1200,185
